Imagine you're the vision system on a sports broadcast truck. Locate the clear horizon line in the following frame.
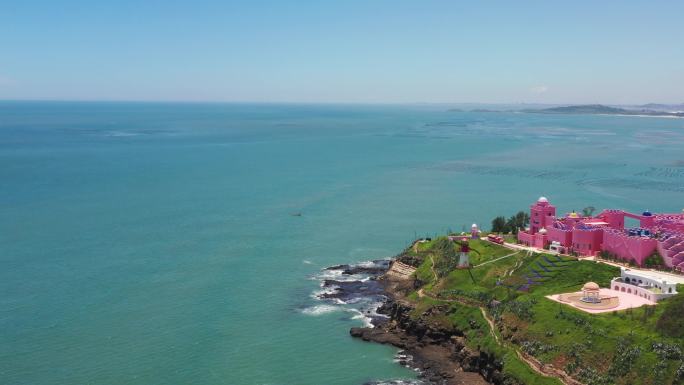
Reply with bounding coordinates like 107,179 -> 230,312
0,97 -> 682,106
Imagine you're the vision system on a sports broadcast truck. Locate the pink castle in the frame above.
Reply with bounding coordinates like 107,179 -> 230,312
517,197 -> 684,271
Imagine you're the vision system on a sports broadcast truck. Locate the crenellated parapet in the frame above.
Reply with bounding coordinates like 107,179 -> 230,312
597,209 -> 625,229
517,197 -> 684,273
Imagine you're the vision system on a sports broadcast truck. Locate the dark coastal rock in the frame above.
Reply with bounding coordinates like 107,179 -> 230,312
350,297 -> 501,385
319,279 -> 386,302
325,260 -> 391,275
319,257 -> 502,385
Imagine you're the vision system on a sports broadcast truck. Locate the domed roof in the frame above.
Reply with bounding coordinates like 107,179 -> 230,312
642,210 -> 652,216
582,282 -> 600,291
538,228 -> 548,234
538,196 -> 549,203
568,211 -> 579,218
471,223 -> 478,228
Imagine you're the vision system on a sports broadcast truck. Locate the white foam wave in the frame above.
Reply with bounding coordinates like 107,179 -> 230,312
365,380 -> 424,385
300,304 -> 344,316
356,260 -> 379,268
310,269 -> 366,282
311,285 -> 340,299
350,311 -> 374,328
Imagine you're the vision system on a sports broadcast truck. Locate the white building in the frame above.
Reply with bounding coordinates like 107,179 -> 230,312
610,267 -> 679,303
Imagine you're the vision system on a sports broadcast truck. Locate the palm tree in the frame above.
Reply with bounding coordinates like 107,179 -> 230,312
582,206 -> 596,217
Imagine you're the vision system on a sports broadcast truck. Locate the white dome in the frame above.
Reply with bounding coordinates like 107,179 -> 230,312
471,223 -> 478,228
583,282 -> 600,291
538,196 -> 549,203
539,228 -> 548,234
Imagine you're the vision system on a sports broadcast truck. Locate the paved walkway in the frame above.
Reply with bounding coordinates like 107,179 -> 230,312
473,250 -> 521,268
547,288 -> 655,314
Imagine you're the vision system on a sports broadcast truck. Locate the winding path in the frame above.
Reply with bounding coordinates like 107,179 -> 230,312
472,251 -> 521,268
413,253 -> 584,385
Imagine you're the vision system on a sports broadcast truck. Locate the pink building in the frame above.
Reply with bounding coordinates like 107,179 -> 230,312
517,197 -> 684,271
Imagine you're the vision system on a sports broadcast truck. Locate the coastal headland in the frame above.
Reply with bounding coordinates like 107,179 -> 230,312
343,236 -> 684,385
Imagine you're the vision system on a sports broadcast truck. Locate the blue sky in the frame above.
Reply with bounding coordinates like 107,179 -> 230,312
1,0 -> 683,104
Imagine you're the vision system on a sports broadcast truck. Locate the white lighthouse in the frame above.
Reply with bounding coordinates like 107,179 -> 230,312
471,223 -> 479,239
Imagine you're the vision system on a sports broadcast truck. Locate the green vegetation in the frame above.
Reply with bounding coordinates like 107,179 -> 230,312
491,211 -> 530,234
582,206 -> 596,217
600,250 -> 674,272
644,252 -> 666,269
403,235 -> 684,385
657,293 -> 684,338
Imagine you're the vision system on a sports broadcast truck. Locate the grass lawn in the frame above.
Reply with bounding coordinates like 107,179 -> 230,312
407,236 -> 684,385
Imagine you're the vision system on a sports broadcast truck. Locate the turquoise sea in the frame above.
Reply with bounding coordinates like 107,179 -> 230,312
2,102 -> 683,385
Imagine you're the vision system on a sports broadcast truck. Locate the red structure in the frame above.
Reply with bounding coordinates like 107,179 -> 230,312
458,237 -> 470,268
487,233 -> 504,244
517,197 -> 684,271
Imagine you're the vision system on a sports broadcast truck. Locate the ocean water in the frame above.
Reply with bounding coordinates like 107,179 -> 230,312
1,101 -> 683,385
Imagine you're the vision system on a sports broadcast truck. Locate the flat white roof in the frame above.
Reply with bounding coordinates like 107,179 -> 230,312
623,268 -> 684,285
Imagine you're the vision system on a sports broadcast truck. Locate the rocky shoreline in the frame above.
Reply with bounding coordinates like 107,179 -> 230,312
348,267 -> 500,385
313,257 -> 529,385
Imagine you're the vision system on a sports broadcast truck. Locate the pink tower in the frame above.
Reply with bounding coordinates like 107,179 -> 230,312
599,209 -> 625,229
529,197 -> 556,234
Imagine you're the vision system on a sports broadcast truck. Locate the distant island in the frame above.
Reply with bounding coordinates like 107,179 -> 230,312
524,104 -> 684,117
447,104 -> 684,117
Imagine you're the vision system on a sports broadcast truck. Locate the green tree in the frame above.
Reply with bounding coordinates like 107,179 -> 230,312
515,210 -> 530,231
506,215 -> 517,233
505,211 -> 529,234
491,216 -> 507,233
582,206 -> 596,217
644,252 -> 664,268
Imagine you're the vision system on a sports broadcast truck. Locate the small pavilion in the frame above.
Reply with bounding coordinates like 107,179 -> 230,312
581,282 -> 601,303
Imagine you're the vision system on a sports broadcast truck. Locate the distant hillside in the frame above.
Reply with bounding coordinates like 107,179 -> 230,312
637,103 -> 684,112
525,104 -> 683,117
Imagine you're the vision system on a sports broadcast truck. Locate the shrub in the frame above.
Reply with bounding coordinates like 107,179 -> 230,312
505,300 -> 535,321
644,251 -> 665,269
656,294 -> 684,338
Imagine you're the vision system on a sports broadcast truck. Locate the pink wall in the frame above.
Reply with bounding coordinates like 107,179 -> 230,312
533,233 -> 547,248
598,210 -> 625,229
546,226 -> 572,247
518,231 -> 533,246
571,228 -> 603,256
603,229 -> 658,266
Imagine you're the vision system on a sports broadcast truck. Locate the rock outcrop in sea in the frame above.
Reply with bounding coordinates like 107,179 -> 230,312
311,257 -> 501,385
